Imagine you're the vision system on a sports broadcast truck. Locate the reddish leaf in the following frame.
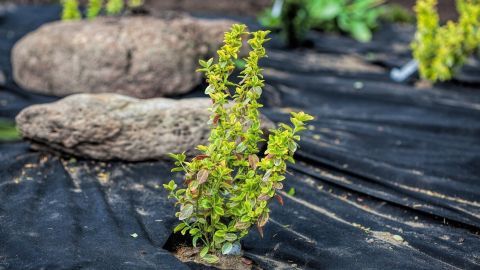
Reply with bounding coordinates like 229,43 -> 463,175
257,194 -> 270,201
256,224 -> 264,238
213,114 -> 220,125
273,182 -> 283,190
197,169 -> 209,184
275,194 -> 284,206
258,212 -> 269,227
248,154 -> 259,170
265,154 -> 273,159
193,154 -> 209,161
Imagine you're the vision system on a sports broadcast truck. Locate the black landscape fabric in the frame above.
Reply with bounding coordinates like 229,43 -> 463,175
1,5 -> 480,270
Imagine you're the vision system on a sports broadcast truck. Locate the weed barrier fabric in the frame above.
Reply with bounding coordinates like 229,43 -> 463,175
1,5 -> 480,270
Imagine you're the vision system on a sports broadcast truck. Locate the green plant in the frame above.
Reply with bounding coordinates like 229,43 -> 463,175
86,0 -> 103,19
259,0 -> 387,45
61,0 -> 81,20
106,0 -> 124,15
259,0 -> 310,47
164,24 -> 313,263
412,0 -> 480,82
61,0 -> 143,20
127,0 -> 143,8
0,119 -> 20,142
308,0 -> 385,42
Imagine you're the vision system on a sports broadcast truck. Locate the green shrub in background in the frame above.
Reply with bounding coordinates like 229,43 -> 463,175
61,0 -> 144,20
259,0 -> 310,47
259,0 -> 413,46
62,0 -> 81,20
307,0 -> 385,42
412,0 -> 480,82
105,0 -> 124,15
86,0 -> 102,19
0,119 -> 20,142
164,24 -> 313,263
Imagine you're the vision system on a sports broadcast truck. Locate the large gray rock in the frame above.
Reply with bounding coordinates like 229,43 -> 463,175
12,15 -> 235,98
16,93 -> 274,161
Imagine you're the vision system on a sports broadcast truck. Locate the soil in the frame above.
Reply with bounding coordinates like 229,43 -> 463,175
175,246 -> 256,270
164,232 -> 257,270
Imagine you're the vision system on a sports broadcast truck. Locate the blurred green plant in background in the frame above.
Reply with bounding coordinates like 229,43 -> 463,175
0,119 -> 20,142
62,0 -> 81,20
412,0 -> 480,82
259,0 -> 413,46
62,0 -> 144,20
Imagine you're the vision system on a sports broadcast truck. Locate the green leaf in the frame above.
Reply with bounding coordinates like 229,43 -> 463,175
287,187 -> 296,196
309,0 -> 343,21
200,246 -> 209,257
349,21 -> 372,42
214,206 -> 224,215
163,180 -> 177,191
221,242 -> 233,255
224,233 -> 237,242
203,254 -> 219,264
192,235 -> 200,247
236,142 -> 247,153
189,228 -> 200,235
173,223 -> 186,233
252,86 -> 262,96
205,85 -> 215,95
214,230 -> 226,238
179,204 -> 194,220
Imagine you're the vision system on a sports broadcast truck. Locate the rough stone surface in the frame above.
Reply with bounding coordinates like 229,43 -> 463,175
16,93 -> 274,161
12,15 -> 236,98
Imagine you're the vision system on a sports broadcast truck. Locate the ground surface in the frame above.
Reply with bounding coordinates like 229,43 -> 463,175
1,5 -> 480,270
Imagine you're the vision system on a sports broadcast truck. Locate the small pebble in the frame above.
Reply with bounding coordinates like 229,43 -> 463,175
393,235 -> 403,242
354,81 -> 364,89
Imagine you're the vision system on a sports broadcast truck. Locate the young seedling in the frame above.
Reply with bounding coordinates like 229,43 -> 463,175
164,24 -> 314,264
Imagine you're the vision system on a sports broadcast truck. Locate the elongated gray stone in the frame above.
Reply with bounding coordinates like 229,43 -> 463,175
16,93 -> 274,161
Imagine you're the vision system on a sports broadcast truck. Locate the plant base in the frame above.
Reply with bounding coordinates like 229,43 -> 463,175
174,246 -> 254,270
163,232 -> 256,269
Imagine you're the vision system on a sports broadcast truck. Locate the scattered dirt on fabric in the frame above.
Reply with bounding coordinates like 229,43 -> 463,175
174,246 -> 256,270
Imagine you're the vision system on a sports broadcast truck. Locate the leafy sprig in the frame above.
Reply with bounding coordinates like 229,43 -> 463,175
164,24 -> 313,263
